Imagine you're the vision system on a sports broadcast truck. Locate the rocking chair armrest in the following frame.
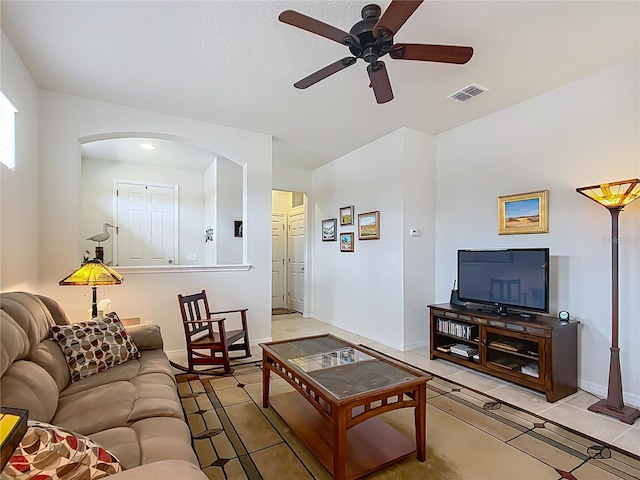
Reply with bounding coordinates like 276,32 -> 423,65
209,308 -> 248,315
183,317 -> 226,324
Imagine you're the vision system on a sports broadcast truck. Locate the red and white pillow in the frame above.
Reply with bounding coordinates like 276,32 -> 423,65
1,421 -> 124,479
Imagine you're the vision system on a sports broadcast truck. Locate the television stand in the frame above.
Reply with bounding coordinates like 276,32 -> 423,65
429,303 -> 579,402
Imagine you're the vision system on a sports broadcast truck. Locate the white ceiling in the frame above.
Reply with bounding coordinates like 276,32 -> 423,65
2,1 -> 638,170
81,137 -> 217,172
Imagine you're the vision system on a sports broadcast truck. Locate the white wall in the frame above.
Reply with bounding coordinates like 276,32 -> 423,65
0,32 -> 40,290
272,190 -> 292,214
311,128 -> 436,351
272,165 -> 312,194
435,57 -> 640,403
80,157 -> 205,266
402,129 -> 437,350
215,157 -> 243,264
36,91 -> 273,352
203,161 -> 216,265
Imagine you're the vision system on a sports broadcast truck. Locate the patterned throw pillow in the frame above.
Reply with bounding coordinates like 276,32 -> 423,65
50,312 -> 140,383
1,421 -> 124,479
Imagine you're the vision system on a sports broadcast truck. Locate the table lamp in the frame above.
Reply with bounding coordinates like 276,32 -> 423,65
59,259 -> 123,319
576,178 -> 640,424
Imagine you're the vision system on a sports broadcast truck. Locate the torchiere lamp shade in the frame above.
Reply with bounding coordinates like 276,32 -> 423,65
59,259 -> 123,319
576,178 -> 640,208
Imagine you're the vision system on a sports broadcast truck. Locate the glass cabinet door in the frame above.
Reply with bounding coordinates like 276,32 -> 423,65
482,326 -> 545,385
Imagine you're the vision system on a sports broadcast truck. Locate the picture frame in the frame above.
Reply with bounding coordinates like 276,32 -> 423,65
340,232 -> 354,252
322,218 -> 337,241
498,190 -> 548,235
358,211 -> 380,240
234,220 -> 243,238
339,205 -> 354,226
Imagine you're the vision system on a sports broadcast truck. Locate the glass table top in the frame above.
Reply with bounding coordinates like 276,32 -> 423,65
266,336 -> 424,399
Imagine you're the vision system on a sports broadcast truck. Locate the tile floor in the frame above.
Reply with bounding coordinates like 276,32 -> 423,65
270,313 -> 640,457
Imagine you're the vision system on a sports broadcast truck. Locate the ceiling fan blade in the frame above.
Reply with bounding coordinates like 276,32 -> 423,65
294,57 -> 357,89
373,0 -> 423,39
390,43 -> 474,64
279,10 -> 359,46
367,61 -> 394,104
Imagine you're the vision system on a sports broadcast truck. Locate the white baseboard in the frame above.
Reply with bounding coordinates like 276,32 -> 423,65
404,339 -> 429,351
579,379 -> 640,409
165,348 -> 185,360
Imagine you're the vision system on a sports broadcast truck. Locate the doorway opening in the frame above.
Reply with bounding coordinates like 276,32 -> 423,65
272,190 -> 307,315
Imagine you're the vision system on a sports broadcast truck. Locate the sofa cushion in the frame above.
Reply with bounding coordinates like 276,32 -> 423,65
35,295 -> 72,326
30,339 -> 71,391
99,460 -> 206,480
2,420 -> 124,479
88,418 -> 198,470
0,293 -> 55,357
53,373 -> 184,436
0,361 -> 59,423
0,312 -> 30,377
50,313 -> 140,383
59,350 -> 176,398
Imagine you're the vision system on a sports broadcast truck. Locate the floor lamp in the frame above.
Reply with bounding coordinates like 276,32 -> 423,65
59,258 -> 123,319
576,178 -> 640,424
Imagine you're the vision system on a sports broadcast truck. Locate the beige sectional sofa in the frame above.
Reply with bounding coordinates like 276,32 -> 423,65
0,291 -> 206,480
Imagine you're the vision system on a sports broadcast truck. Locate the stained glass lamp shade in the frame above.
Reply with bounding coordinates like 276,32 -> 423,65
59,259 -> 123,318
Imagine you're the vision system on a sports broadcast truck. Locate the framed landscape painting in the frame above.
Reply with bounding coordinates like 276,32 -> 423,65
339,205 -> 354,226
322,218 -> 337,241
498,190 -> 548,235
358,211 -> 380,240
340,232 -> 354,252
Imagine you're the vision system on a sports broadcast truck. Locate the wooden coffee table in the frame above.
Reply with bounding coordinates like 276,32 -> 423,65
260,334 -> 431,480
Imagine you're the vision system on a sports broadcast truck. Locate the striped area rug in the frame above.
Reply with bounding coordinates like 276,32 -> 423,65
176,362 -> 640,479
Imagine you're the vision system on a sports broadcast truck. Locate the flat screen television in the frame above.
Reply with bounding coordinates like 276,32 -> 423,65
457,248 -> 549,315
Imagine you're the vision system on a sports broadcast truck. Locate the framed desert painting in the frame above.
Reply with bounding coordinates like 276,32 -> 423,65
322,218 -> 337,241
498,190 -> 548,235
339,205 -> 354,226
340,232 -> 354,252
358,211 -> 380,240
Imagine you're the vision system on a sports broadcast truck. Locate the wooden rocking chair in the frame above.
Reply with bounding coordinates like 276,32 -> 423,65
172,290 -> 251,375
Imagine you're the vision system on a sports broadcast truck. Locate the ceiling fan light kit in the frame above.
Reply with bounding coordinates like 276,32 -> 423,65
278,0 -> 474,104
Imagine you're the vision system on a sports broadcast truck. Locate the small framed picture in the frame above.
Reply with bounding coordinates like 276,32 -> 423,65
234,220 -> 243,238
498,190 -> 548,235
358,211 -> 380,240
322,218 -> 337,241
340,232 -> 354,252
339,205 -> 354,226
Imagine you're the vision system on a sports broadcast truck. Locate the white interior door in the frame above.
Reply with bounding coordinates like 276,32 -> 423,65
115,181 -> 176,266
272,213 -> 286,309
288,211 -> 305,312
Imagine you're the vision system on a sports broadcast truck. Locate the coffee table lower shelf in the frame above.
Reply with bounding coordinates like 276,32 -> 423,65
269,391 -> 417,480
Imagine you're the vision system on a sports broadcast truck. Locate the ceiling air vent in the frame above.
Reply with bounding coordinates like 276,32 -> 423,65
448,83 -> 488,103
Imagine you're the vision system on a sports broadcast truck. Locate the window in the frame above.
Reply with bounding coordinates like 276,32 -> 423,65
0,91 -> 17,170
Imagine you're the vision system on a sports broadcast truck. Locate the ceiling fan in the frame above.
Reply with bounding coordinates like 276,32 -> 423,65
279,0 -> 474,104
